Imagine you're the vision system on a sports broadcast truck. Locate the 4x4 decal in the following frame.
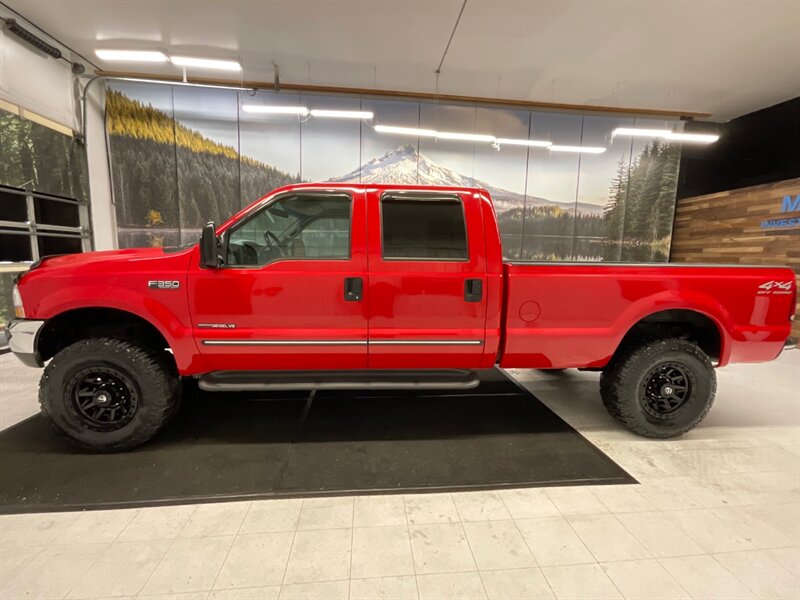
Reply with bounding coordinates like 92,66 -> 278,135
757,280 -> 793,295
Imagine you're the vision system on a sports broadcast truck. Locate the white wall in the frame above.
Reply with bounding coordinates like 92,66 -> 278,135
0,24 -> 77,130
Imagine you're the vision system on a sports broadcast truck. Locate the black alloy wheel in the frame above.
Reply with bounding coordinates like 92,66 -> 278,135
640,361 -> 693,419
40,337 -> 180,451
599,337 -> 716,439
69,366 -> 139,432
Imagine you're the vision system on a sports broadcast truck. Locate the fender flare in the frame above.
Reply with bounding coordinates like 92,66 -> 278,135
612,290 -> 732,365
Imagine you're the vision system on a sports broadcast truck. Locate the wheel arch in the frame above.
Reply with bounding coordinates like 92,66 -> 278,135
613,308 -> 726,365
37,307 -> 176,370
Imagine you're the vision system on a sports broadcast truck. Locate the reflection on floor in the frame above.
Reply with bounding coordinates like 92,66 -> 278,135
0,350 -> 798,599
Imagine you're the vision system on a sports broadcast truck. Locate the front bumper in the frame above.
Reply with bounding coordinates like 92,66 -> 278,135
7,318 -> 45,367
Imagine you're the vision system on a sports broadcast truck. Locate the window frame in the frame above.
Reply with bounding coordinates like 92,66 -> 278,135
222,190 -> 354,269
0,185 -> 92,264
379,191 -> 470,263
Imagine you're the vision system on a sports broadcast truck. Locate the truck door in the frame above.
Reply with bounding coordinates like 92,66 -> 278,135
366,190 -> 488,369
188,189 -> 368,371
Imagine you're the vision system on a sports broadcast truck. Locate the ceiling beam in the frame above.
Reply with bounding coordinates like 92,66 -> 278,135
96,70 -> 712,120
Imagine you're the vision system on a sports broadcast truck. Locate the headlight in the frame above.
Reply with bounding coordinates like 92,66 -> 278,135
12,284 -> 24,318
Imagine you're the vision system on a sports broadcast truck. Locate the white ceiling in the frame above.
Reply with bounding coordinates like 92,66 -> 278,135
4,0 -> 800,121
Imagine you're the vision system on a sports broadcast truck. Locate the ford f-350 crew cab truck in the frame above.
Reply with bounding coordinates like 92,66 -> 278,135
8,183 -> 796,450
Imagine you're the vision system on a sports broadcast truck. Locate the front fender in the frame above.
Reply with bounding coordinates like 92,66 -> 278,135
19,259 -> 198,372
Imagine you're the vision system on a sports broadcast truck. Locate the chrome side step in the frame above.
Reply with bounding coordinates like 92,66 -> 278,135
198,369 -> 480,392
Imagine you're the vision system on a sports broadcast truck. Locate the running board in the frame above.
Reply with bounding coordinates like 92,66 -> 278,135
198,369 -> 480,392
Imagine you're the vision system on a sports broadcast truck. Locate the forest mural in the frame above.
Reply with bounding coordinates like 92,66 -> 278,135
105,82 -> 681,261
0,110 -> 89,202
107,90 -> 300,247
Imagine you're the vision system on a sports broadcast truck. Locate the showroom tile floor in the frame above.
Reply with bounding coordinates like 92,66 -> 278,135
0,349 -> 798,599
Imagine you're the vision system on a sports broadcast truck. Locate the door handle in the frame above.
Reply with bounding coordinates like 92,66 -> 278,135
464,278 -> 483,302
344,277 -> 363,302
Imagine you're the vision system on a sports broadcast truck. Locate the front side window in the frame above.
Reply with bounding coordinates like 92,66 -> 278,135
381,195 -> 468,260
226,193 -> 351,266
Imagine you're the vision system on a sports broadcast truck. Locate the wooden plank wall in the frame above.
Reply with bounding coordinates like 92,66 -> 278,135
670,178 -> 800,340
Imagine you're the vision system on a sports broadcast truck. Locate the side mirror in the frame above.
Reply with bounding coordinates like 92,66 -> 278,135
199,221 -> 220,268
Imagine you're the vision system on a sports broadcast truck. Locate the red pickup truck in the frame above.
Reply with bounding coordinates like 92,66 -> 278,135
8,183 -> 796,450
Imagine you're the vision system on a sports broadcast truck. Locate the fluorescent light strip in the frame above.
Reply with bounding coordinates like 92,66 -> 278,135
375,124 -> 496,143
665,131 -> 719,143
374,125 -> 437,137
550,145 -> 606,154
496,138 -> 552,148
170,56 -> 241,71
310,109 -> 374,119
435,131 -> 496,142
376,124 -> 612,152
242,105 -> 309,115
95,49 -> 168,62
612,127 -> 672,138
613,127 -> 719,144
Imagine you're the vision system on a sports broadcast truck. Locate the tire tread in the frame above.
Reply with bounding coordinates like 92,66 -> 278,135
600,338 -> 716,438
39,337 -> 178,451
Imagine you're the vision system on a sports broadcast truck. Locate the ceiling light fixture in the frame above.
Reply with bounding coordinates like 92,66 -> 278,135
95,49 -> 168,62
549,145 -> 607,154
612,127 -> 672,138
665,131 -> 720,143
310,109 -> 374,119
242,104 -> 309,115
374,125 -> 437,137
170,56 -> 242,71
496,138 -> 552,148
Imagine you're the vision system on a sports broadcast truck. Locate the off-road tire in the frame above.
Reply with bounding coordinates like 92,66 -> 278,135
39,337 -> 179,451
600,338 -> 716,439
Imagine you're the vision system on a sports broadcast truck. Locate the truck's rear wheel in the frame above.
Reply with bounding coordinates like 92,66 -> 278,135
39,337 -> 179,451
600,338 -> 716,438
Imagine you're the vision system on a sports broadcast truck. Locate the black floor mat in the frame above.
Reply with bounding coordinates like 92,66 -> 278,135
0,369 -> 635,513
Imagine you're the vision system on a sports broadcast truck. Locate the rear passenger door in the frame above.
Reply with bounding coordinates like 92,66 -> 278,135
366,190 -> 488,369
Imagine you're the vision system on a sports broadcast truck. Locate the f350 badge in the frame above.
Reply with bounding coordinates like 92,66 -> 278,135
148,280 -> 181,290
757,280 -> 793,295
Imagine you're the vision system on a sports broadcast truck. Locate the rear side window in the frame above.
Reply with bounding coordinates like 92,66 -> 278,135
381,196 -> 468,260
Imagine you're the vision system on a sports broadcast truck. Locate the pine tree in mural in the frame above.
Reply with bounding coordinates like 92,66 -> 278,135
654,143 -> 680,243
602,159 -> 630,261
0,111 -> 89,201
603,140 -> 680,261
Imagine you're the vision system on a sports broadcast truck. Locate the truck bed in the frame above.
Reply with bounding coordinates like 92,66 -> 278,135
500,262 -> 795,369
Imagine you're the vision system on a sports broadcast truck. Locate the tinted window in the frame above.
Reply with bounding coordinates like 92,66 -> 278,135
0,233 -> 33,262
381,196 -> 467,260
227,194 -> 351,266
34,197 -> 81,227
0,189 -> 28,222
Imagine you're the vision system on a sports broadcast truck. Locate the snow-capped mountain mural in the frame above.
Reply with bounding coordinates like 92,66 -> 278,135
105,83 -> 679,262
328,144 -> 603,216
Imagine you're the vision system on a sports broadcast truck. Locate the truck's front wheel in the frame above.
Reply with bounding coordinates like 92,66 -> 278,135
39,337 -> 180,451
600,338 -> 716,438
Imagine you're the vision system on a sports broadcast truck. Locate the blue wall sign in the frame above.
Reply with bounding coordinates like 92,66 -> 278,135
761,195 -> 800,229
